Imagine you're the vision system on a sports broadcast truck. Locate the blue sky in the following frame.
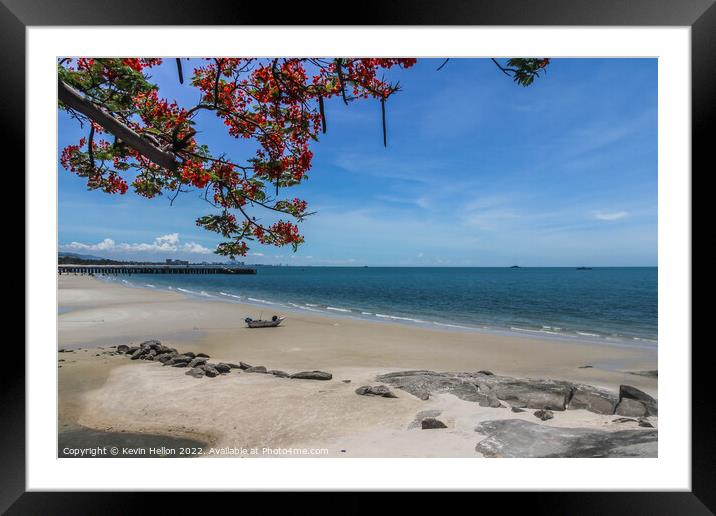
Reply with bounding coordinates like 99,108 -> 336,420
58,58 -> 657,266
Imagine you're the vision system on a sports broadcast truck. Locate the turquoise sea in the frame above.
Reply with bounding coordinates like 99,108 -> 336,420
104,266 -> 657,346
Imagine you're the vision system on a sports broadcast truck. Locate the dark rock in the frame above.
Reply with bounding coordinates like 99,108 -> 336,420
578,365 -> 594,369
117,344 -> 129,353
534,409 -> 554,421
185,367 -> 205,378
290,370 -> 332,381
171,362 -> 189,368
245,366 -> 267,373
475,419 -> 658,457
408,410 -> 443,429
342,380 -> 351,383
408,409 -> 442,430
156,352 -> 177,363
355,385 -> 397,398
627,370 -> 658,378
613,417 -> 637,423
126,346 -> 139,355
238,362 -> 252,370
188,357 -> 209,368
619,385 -> 658,416
182,352 -> 196,359
615,398 -> 648,417
638,418 -> 654,428
511,407 -> 526,413
139,340 -> 161,349
477,370 -> 494,375
421,418 -> 447,429
204,365 -> 219,377
215,363 -> 232,374
58,359 -> 65,362
268,370 -> 289,378
130,348 -> 147,360
568,384 -> 618,415
226,363 -> 241,369
478,394 -> 503,408
196,353 -> 210,358
141,349 -> 158,360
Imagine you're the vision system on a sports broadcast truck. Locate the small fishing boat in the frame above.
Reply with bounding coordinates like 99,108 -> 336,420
244,315 -> 285,328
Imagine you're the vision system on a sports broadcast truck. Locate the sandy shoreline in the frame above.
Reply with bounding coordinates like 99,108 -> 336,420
58,274 -> 658,457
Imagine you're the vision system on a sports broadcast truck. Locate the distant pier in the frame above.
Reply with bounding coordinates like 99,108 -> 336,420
58,264 -> 257,275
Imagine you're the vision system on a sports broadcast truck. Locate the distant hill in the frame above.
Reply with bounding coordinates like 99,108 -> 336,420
59,251 -> 109,261
58,252 -> 129,265
58,252 -> 234,266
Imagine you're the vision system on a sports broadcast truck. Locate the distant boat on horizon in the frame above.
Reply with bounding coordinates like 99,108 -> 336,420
576,266 -> 593,270
509,265 -> 521,269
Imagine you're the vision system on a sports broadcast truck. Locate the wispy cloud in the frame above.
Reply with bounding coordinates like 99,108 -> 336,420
593,210 -> 629,221
60,233 -> 214,254
332,153 -> 438,185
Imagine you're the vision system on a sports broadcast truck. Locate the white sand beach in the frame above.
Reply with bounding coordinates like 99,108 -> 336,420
58,274 -> 658,457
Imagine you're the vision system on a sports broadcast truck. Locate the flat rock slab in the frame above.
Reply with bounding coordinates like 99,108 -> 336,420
376,370 -> 656,417
475,419 -> 657,458
615,398 -> 649,417
376,371 -> 570,410
290,371 -> 332,381
568,384 -> 618,415
626,370 -> 658,378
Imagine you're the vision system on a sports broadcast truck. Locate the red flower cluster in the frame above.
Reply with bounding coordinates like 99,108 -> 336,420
59,57 -> 417,257
180,160 -> 211,189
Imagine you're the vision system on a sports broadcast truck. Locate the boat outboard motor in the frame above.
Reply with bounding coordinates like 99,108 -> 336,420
271,315 -> 278,322
244,317 -> 253,323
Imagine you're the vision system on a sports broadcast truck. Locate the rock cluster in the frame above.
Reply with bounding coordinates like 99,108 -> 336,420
375,370 -> 657,417
115,340 -> 333,382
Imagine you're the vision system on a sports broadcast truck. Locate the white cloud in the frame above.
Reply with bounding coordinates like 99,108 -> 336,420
593,210 -> 629,221
61,233 -> 213,254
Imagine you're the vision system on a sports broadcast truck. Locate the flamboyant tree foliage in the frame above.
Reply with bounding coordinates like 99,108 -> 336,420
58,57 -> 549,257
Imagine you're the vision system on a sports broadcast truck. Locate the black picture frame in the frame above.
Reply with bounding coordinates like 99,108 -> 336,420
6,0 -> 709,512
